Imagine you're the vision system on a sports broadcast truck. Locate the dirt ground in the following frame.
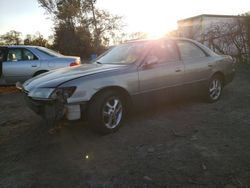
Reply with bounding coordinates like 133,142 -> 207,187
0,65 -> 250,188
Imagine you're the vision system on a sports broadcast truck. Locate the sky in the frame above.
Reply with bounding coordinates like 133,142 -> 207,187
0,0 -> 250,39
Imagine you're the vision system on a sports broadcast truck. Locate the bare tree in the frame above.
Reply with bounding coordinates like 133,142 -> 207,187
0,30 -> 22,45
241,13 -> 250,63
200,19 -> 248,63
23,32 -> 50,47
38,0 -> 123,56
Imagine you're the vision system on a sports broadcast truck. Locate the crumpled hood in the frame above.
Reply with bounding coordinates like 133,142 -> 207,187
23,63 -> 125,91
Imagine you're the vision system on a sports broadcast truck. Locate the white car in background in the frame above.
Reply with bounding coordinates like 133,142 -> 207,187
0,45 -> 81,85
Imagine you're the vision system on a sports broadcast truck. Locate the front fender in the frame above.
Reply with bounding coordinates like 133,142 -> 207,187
61,70 -> 139,104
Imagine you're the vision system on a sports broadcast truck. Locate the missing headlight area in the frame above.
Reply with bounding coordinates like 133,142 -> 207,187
43,102 -> 81,125
21,86 -> 80,125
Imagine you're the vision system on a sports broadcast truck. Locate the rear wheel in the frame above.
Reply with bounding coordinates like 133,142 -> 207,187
33,70 -> 48,77
88,90 -> 125,134
207,75 -> 223,103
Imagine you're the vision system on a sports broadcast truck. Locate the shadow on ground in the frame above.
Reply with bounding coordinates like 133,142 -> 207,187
1,65 -> 250,187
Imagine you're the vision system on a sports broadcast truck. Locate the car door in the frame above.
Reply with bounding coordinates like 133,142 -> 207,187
0,47 -> 7,78
2,48 -> 40,84
138,40 -> 184,101
177,40 -> 213,90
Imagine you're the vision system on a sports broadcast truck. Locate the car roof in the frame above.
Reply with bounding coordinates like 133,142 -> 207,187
123,37 -> 218,57
124,37 -> 198,44
0,45 -> 42,48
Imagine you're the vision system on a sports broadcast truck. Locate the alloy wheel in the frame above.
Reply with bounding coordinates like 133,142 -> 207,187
209,78 -> 222,101
102,97 -> 123,129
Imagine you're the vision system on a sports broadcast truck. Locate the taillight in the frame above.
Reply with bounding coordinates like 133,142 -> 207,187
70,60 -> 80,67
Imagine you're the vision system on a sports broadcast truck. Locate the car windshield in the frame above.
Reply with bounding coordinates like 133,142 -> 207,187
94,42 -> 148,64
36,47 -> 62,57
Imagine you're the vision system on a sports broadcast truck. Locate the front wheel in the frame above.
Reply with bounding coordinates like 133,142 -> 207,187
207,76 -> 223,103
87,91 -> 125,134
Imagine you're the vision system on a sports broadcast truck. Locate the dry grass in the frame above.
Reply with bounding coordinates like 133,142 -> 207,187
0,86 -> 19,94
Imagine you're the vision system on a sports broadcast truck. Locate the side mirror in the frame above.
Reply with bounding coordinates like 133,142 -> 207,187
144,55 -> 159,67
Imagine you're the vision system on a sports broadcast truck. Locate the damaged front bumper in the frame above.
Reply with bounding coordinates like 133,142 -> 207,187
17,82 -> 87,122
23,94 -> 64,121
22,90 -> 86,122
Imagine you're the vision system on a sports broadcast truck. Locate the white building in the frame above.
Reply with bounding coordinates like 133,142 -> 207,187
177,14 -> 240,40
177,14 -> 245,57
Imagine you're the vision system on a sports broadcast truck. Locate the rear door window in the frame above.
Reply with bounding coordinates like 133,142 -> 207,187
23,49 -> 37,60
177,41 -> 206,61
36,47 -> 61,57
149,40 -> 180,63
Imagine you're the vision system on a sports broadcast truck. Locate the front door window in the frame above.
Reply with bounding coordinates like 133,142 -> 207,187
7,48 -> 37,62
7,49 -> 22,61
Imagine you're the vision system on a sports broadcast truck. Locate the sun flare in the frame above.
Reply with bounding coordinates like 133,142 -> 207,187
120,1 -> 179,39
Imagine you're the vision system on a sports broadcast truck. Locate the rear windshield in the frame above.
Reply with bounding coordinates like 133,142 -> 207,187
36,47 -> 62,57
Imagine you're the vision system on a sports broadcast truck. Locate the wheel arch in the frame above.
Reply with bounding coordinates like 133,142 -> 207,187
89,86 -> 133,108
211,71 -> 225,86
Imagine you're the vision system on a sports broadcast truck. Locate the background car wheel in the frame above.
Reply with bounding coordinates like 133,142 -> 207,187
33,70 -> 48,77
87,90 -> 125,134
207,75 -> 223,103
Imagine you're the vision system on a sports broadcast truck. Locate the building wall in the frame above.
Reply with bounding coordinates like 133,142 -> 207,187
178,15 -> 242,56
178,15 -> 238,41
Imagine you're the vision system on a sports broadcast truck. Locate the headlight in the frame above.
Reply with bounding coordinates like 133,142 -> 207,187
28,87 -> 76,101
50,86 -> 76,100
28,88 -> 55,99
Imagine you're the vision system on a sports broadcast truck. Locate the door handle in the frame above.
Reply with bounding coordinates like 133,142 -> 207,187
31,65 -> 37,67
175,68 -> 182,72
208,63 -> 213,67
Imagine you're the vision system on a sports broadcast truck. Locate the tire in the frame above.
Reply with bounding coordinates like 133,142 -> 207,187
206,75 -> 223,103
87,90 -> 126,134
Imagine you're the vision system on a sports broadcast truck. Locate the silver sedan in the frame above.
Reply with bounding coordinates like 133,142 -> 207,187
18,38 -> 235,134
0,45 -> 81,85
